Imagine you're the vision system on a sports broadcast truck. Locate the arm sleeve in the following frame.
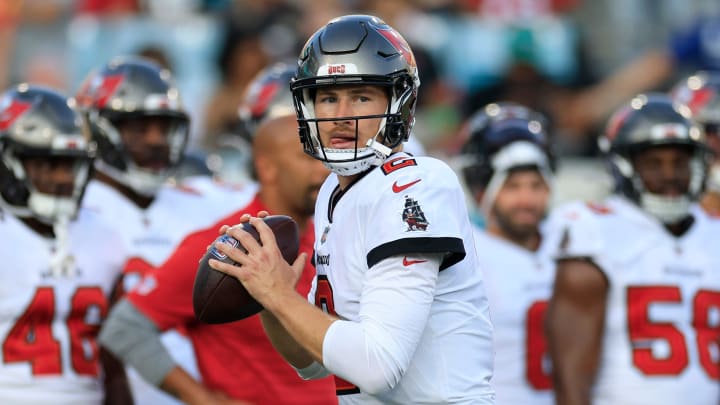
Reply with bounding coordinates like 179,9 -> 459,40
294,360 -> 331,380
98,299 -> 175,386
322,253 -> 443,395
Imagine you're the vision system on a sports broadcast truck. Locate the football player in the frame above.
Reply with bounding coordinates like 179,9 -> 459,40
209,15 -> 495,403
460,102 -> 557,404
546,94 -> 720,404
0,85 -> 129,404
98,63 -> 337,404
671,71 -> 720,216
78,57 -> 256,405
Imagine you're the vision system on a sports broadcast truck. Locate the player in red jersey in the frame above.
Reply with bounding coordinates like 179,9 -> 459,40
99,103 -> 335,403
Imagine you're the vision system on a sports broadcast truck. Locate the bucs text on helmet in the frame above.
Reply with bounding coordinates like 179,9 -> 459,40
600,93 -> 712,224
0,84 -> 95,223
290,14 -> 420,176
460,102 -> 554,214
76,57 -> 189,196
671,71 -> 720,193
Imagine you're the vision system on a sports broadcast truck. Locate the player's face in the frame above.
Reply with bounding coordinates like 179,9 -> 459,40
632,145 -> 693,196
22,155 -> 78,196
275,117 -> 330,216
491,169 -> 549,239
116,116 -> 173,171
313,85 -> 389,150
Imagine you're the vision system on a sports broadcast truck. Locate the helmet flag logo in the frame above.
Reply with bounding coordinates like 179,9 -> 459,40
0,100 -> 31,131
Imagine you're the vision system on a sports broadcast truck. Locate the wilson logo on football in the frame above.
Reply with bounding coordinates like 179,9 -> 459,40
210,234 -> 239,260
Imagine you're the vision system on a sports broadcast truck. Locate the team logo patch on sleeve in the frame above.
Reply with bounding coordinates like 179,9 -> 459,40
402,195 -> 429,231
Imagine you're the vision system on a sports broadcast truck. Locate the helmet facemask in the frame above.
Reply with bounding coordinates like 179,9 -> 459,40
290,15 -> 420,176
77,57 -> 189,197
607,143 -> 710,224
1,141 -> 94,224
293,74 -> 414,176
92,111 -> 188,196
602,93 -> 712,225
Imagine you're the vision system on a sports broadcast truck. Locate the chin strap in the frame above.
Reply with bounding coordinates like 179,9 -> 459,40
96,159 -> 167,197
639,192 -> 692,224
49,216 -> 76,278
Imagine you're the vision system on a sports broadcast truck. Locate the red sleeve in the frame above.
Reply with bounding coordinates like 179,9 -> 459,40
127,227 -> 216,331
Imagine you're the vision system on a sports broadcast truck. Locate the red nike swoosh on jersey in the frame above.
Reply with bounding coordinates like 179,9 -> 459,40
392,179 -> 421,193
402,256 -> 427,266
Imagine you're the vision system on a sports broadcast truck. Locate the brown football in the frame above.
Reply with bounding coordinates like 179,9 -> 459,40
193,215 -> 299,324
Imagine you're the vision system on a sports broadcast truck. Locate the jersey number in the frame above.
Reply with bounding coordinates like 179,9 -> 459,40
526,300 -> 552,390
381,157 -> 417,175
315,275 -> 360,395
2,286 -> 108,376
627,286 -> 720,378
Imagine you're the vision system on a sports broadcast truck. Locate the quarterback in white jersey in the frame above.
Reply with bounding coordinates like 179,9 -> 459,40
546,94 -> 720,405
306,152 -> 495,403
0,85 -> 129,404
460,103 -> 558,404
209,15 -> 495,404
77,57 -> 255,404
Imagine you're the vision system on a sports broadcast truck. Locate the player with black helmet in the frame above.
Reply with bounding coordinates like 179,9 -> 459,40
210,15 -> 495,404
671,71 -> 720,216
460,102 -> 558,405
546,93 -> 720,404
79,57 -> 256,405
0,84 -> 129,403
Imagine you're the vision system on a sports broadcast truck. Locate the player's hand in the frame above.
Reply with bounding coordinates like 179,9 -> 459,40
217,211 -> 271,235
207,211 -> 272,253
209,216 -> 306,312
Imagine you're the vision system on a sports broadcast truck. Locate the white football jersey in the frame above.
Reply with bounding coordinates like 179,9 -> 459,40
0,209 -> 126,404
473,227 -> 557,405
550,196 -> 720,405
309,153 -> 495,404
82,177 -> 256,405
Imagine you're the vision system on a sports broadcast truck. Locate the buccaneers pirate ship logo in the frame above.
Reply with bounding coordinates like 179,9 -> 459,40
402,196 -> 429,231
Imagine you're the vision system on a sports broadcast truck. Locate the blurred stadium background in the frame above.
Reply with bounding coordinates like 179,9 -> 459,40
3,0 -> 719,206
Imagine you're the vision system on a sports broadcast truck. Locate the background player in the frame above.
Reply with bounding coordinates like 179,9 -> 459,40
99,65 -> 336,404
0,85 -> 129,404
545,94 -> 720,404
460,102 -> 557,404
671,71 -> 720,216
78,57 -> 254,405
209,14 -> 495,404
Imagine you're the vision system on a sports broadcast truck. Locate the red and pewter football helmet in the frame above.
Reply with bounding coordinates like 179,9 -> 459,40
76,57 -> 189,196
290,14 -> 420,175
671,71 -> 720,192
600,93 -> 712,223
0,84 -> 95,223
237,62 -> 296,141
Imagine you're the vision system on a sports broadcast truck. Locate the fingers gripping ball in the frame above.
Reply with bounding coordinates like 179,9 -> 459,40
193,215 -> 299,323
